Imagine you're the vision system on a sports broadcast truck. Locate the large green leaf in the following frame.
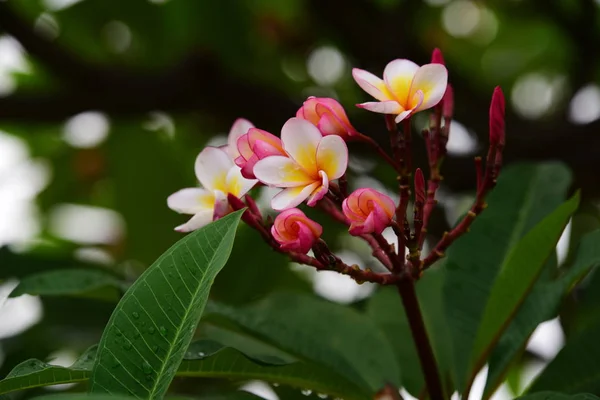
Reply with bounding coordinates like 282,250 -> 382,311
9,269 -> 127,301
30,395 -> 136,400
517,392 -> 600,400
366,265 -> 451,396
89,210 -> 243,399
527,316 -> 600,394
485,230 -> 600,397
205,291 -> 400,394
443,162 -> 572,391
470,192 -> 579,381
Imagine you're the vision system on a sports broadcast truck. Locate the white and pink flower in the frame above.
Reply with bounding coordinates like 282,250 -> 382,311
342,188 -> 396,235
253,118 -> 348,211
271,208 -> 322,254
167,146 -> 257,232
352,59 -> 448,123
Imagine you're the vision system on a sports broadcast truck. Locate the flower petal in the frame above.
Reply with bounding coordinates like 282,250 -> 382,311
174,210 -> 213,232
306,171 -> 329,207
395,109 -> 414,123
352,68 -> 394,102
195,147 -> 233,192
225,166 -> 257,197
167,188 -> 214,214
227,118 -> 254,159
357,101 -> 403,114
316,135 -> 348,180
253,156 -> 314,187
271,182 -> 320,211
281,118 -> 322,175
410,64 -> 448,111
383,59 -> 419,105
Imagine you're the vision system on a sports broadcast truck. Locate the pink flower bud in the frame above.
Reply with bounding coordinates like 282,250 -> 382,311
415,168 -> 426,204
443,84 -> 454,119
296,97 -> 359,138
342,188 -> 396,235
489,86 -> 505,146
431,48 -> 445,65
235,128 -> 285,179
271,208 -> 323,254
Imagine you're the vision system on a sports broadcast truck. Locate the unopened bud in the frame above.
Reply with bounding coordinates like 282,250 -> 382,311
415,168 -> 426,204
489,86 -> 505,146
443,84 -> 454,119
431,48 -> 445,65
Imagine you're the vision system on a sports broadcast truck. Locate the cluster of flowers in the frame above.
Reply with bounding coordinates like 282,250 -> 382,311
168,49 -> 506,284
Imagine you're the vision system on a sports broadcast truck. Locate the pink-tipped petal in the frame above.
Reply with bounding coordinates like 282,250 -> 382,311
280,118 -> 322,174
253,156 -> 313,188
394,109 -> 414,123
174,210 -> 213,232
253,139 -> 285,159
410,64 -> 448,112
383,59 -> 420,104
271,182 -> 320,211
357,101 -> 403,114
306,171 -> 329,207
431,48 -> 445,65
227,118 -> 254,159
352,68 -> 394,102
212,190 -> 230,220
194,147 -> 234,192
315,135 -> 348,180
167,188 -> 214,214
317,113 -> 347,136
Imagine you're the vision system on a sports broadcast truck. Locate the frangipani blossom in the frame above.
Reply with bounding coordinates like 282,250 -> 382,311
234,128 -> 285,179
167,147 -> 257,232
271,208 -> 322,253
342,188 -> 396,235
254,118 -> 348,211
296,97 -> 359,138
225,118 -> 255,160
352,59 -> 448,123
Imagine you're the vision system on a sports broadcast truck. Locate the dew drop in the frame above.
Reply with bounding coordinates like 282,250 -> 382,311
112,362 -> 121,369
197,351 -> 205,358
123,342 -> 132,350
301,389 -> 313,396
159,326 -> 167,335
146,375 -> 153,381
115,330 -> 122,337
141,321 -> 146,327
272,383 -> 280,387
148,326 -> 155,334
185,351 -> 194,358
132,312 -> 140,319
317,393 -> 328,399
141,361 -> 153,375
152,345 -> 159,353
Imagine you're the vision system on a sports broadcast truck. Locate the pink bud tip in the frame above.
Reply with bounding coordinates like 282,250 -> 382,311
342,188 -> 396,236
271,208 -> 323,254
415,168 -> 426,204
489,86 -> 505,146
431,48 -> 445,65
443,84 -> 454,118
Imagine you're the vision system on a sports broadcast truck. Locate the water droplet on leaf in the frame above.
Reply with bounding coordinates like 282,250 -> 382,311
132,312 -> 140,319
142,361 -> 152,375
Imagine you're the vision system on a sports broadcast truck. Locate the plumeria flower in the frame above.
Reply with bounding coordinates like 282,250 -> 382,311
352,59 -> 448,123
271,208 -> 323,254
342,188 -> 396,235
224,118 -> 255,160
296,96 -> 359,138
253,118 -> 348,211
232,127 -> 285,179
167,146 -> 257,232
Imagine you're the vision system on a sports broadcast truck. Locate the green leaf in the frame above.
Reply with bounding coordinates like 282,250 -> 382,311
527,317 -> 600,394
470,192 -> 580,381
0,346 -> 97,395
366,265 -> 451,396
443,162 -> 572,391
89,210 -> 243,399
206,291 -> 400,394
485,229 -> 600,397
517,392 -> 600,400
30,395 -> 136,400
9,269 -> 127,301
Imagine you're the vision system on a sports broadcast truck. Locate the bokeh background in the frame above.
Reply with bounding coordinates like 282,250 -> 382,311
0,0 -> 599,399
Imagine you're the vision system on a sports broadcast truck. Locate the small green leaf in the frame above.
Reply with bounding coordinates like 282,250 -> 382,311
527,317 -> 600,394
206,291 -> 400,394
9,269 -> 126,301
89,210 -> 243,399
470,192 -> 579,383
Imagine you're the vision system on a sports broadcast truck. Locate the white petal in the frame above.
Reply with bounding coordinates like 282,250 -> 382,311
383,59 -> 419,103
175,210 -> 213,232
194,147 -> 234,191
395,109 -> 414,123
357,101 -> 403,114
254,156 -> 314,187
167,188 -> 214,214
280,118 -> 322,174
225,166 -> 257,197
271,182 -> 321,211
410,64 -> 448,111
352,68 -> 393,102
227,118 -> 254,159
316,135 -> 348,180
